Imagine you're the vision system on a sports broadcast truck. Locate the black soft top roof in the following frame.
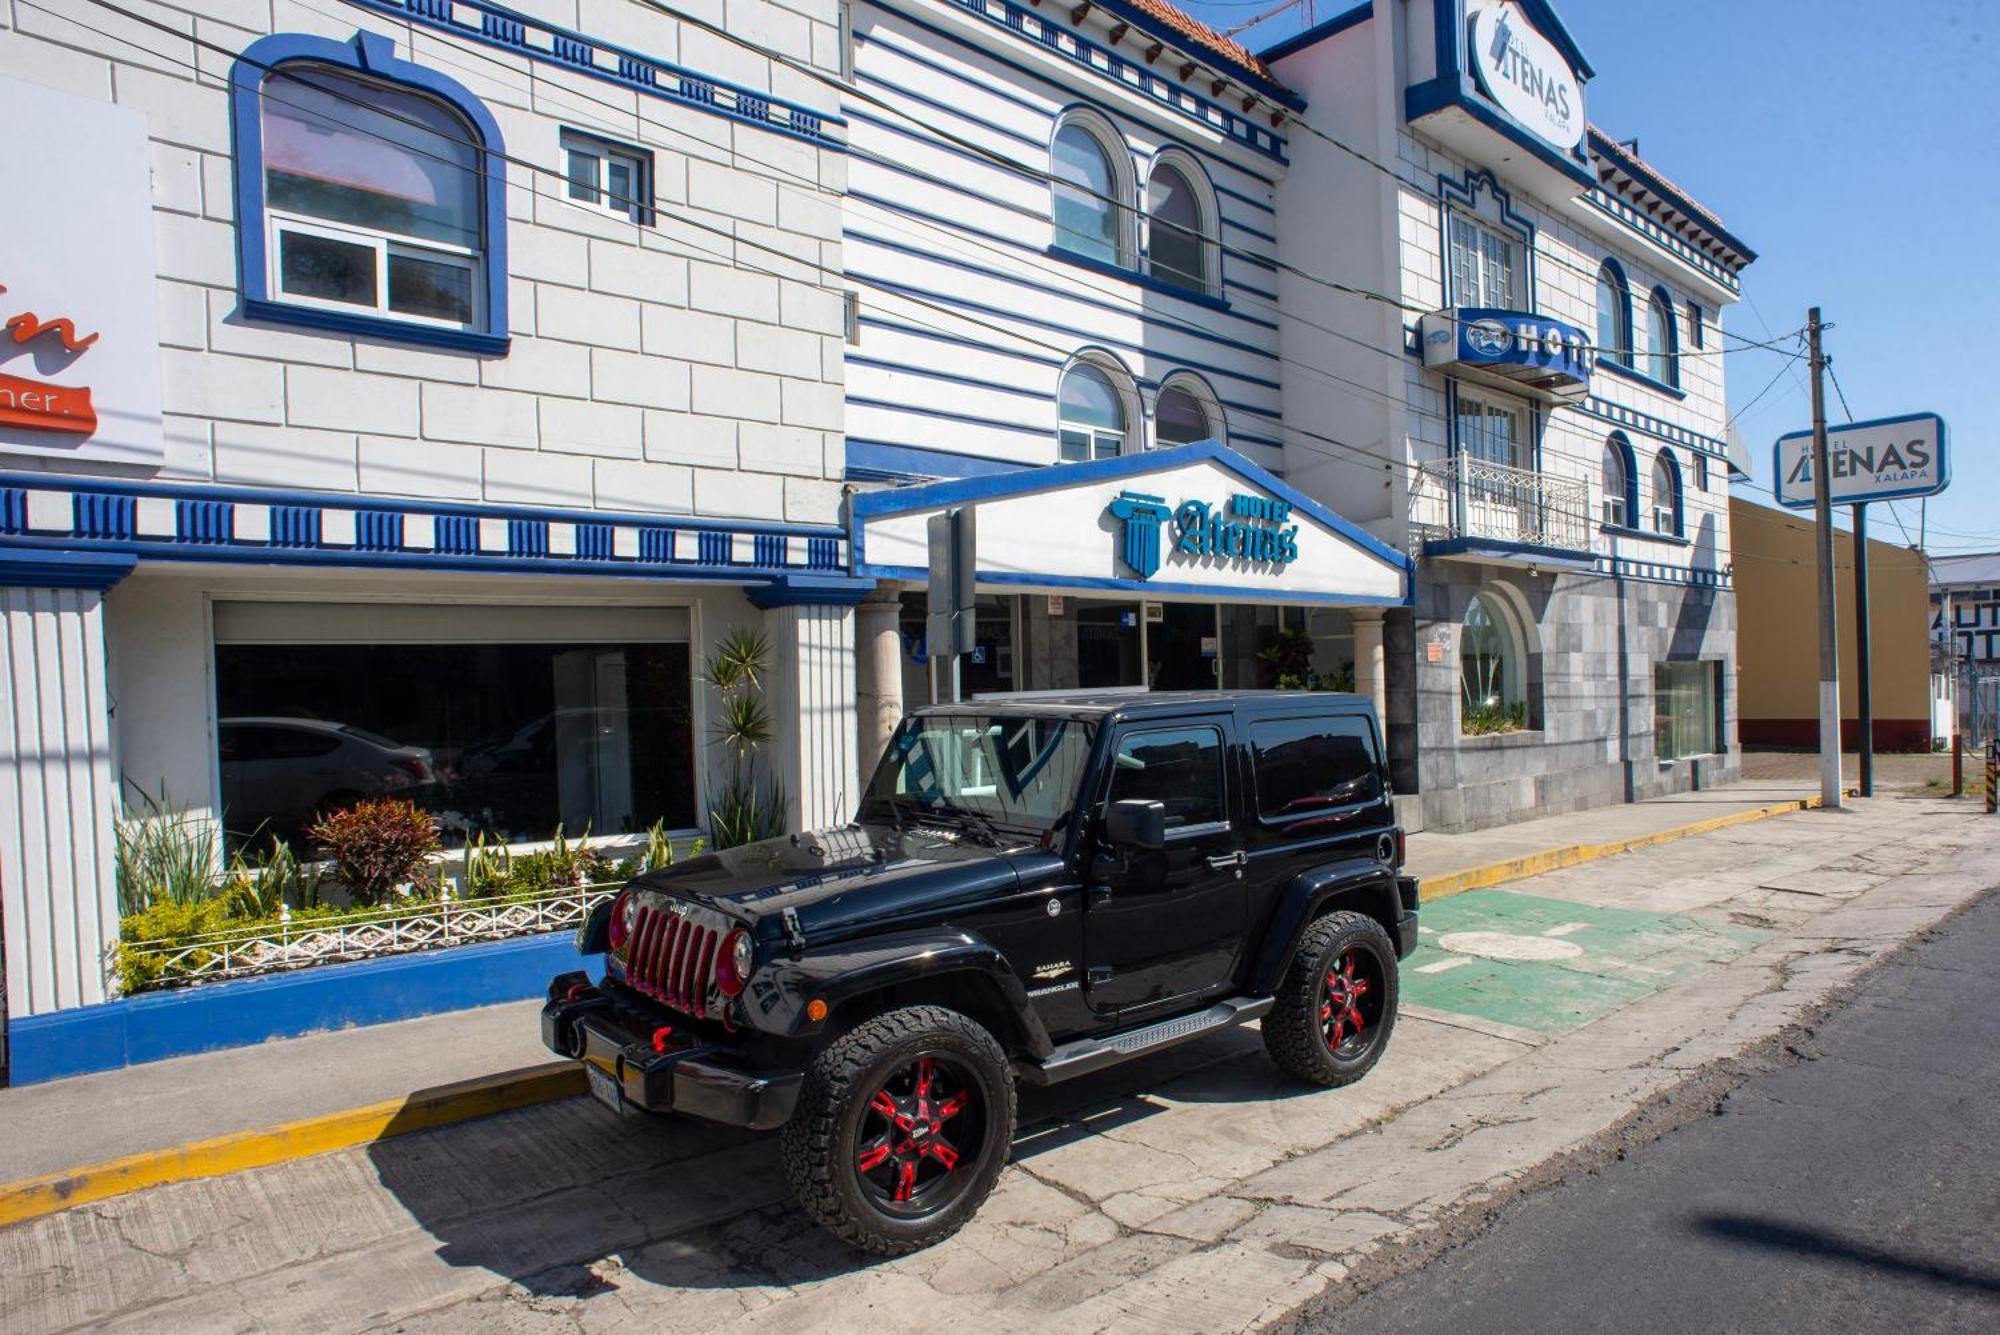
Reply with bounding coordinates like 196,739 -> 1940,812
907,689 -> 1375,727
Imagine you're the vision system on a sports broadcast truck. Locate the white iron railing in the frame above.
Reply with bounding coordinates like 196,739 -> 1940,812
120,883 -> 622,991
1411,454 -> 1592,553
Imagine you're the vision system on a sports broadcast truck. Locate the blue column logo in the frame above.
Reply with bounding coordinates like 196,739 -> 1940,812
1106,491 -> 1173,579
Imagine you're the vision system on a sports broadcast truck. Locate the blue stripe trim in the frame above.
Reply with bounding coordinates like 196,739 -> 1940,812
848,347 -> 1279,428
847,230 -> 1280,367
864,2 -> 1289,169
850,274 -> 1284,397
346,0 -> 844,147
1257,2 -> 1373,63
853,67 -> 1042,155
1214,183 -> 1276,217
1566,397 -> 1726,458
849,395 -> 1047,438
860,564 -> 1402,608
846,440 -> 1031,481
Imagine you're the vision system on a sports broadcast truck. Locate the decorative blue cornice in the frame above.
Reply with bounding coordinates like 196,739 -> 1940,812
1570,395 -> 1726,458
1580,189 -> 1742,295
0,476 -> 847,592
347,0 -> 844,149
746,573 -> 878,607
0,547 -> 138,592
907,0 -> 1292,163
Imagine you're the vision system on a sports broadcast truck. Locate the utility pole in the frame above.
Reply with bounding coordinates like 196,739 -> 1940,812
1807,308 -> 1843,810
1852,502 -> 1873,796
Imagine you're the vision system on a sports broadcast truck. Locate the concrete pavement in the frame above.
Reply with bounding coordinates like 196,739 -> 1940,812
1,790 -> 1988,1333
1294,884 -> 2000,1333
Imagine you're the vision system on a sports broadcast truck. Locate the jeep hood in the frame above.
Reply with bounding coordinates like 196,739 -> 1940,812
628,822 -> 1050,937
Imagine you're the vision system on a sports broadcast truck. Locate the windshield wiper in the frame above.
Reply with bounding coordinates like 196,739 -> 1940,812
927,804 -> 1008,848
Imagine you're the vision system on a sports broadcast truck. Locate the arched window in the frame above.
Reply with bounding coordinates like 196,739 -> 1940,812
1461,592 -> 1524,733
1647,287 -> 1677,386
1058,361 -> 1130,461
1596,261 -> 1630,364
1052,118 -> 1126,266
231,32 -> 509,351
1145,158 -> 1214,294
1602,435 -> 1634,527
1153,373 -> 1222,448
1651,450 -> 1682,535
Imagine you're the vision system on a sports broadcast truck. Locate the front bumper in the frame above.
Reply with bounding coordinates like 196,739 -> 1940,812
541,976 -> 803,1131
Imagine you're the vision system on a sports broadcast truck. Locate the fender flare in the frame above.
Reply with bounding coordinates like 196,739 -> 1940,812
1246,858 -> 1402,995
747,926 -> 1052,1056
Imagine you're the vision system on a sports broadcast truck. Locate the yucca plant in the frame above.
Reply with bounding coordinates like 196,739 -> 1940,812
702,629 -> 787,848
114,783 -> 222,914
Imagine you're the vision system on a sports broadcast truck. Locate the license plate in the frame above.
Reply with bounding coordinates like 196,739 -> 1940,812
585,1063 -> 624,1115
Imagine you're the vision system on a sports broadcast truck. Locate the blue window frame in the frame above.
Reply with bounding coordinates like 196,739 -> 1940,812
1596,259 -> 1632,365
1686,299 -> 1705,349
1646,286 -> 1679,388
230,31 -> 510,355
1650,448 -> 1684,537
1602,432 -> 1638,527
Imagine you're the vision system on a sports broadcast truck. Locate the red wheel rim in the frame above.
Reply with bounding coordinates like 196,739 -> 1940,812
1320,946 -> 1385,1057
853,1053 -> 987,1216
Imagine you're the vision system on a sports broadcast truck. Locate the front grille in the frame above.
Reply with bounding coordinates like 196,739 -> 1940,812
622,899 -> 730,1020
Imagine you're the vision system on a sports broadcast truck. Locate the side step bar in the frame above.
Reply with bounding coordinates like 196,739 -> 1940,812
1018,996 -> 1274,1086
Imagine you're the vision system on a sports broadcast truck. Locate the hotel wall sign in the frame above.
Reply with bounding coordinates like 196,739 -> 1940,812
0,75 -> 164,466
1107,491 -> 1300,580
1468,2 -> 1584,153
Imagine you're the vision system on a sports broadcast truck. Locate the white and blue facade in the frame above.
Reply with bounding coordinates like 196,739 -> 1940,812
0,0 -> 860,1063
1266,0 -> 1755,830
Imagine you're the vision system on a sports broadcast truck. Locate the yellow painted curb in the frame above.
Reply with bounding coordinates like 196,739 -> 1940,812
0,1061 -> 583,1229
1419,796 -> 1823,904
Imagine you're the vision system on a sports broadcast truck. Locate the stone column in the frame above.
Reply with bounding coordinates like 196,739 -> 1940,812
0,554 -> 134,1018
760,596 -> 861,831
1352,608 -> 1388,724
854,586 -> 904,780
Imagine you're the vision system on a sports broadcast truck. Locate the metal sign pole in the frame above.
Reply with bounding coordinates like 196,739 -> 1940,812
1806,308 -> 1843,810
1948,589 -> 1963,797
1852,501 -> 1873,797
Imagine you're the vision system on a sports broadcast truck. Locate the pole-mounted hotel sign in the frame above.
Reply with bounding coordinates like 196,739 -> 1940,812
1772,412 -> 1949,508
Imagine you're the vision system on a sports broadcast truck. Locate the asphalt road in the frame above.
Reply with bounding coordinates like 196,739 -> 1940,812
1300,889 -> 2000,1335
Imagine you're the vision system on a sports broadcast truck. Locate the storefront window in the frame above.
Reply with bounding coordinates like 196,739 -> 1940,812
1075,599 -> 1144,687
1655,660 -> 1720,760
1461,593 -> 1525,734
215,636 -> 694,850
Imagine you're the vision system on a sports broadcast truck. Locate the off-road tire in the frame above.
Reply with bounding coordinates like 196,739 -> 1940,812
1262,909 -> 1399,1086
780,1004 -> 1016,1255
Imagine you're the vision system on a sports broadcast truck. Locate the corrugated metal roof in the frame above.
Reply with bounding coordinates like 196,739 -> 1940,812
1931,552 -> 2000,588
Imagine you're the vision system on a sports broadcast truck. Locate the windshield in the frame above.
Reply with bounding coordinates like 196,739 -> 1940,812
860,714 -> 1096,839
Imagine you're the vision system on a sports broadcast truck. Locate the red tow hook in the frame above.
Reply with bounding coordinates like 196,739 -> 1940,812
651,1025 -> 674,1054
564,984 -> 592,1004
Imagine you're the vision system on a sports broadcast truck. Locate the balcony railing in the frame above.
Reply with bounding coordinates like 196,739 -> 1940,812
1411,455 -> 1592,554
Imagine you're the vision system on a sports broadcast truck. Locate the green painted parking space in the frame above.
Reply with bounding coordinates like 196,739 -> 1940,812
1401,890 -> 1769,1035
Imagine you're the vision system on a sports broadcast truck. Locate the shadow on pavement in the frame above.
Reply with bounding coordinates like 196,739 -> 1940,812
1698,1214 -> 2000,1296
363,1026 -> 1318,1299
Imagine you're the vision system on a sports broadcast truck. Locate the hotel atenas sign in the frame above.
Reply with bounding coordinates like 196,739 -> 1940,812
1421,308 -> 1593,402
1469,2 -> 1584,152
1108,491 -> 1300,581
1773,412 -> 1948,508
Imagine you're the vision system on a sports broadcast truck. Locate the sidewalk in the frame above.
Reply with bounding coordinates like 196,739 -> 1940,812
0,777 -> 1814,1194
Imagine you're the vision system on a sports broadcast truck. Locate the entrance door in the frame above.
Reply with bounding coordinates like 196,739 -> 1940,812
1084,717 -> 1244,1015
1147,602 -> 1218,690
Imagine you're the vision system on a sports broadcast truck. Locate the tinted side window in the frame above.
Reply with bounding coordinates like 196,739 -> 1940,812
228,725 -> 342,761
1107,725 -> 1225,830
1250,716 -> 1381,820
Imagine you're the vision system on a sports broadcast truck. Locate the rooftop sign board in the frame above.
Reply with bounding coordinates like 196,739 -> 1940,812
1772,412 -> 1948,508
1468,1 -> 1585,154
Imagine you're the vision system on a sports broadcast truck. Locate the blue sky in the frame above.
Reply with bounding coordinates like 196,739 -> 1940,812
1180,0 -> 1995,555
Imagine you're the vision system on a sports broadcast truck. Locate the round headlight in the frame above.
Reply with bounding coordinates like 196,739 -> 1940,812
717,927 -> 754,996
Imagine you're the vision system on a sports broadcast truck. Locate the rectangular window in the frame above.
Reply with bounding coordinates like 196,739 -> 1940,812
843,290 -> 861,345
269,214 -> 478,329
839,0 -> 856,81
561,129 -> 652,224
1447,212 -> 1521,309
1106,725 -> 1226,832
1654,660 -> 1720,761
213,604 -> 694,853
1687,300 -> 1705,348
1694,453 -> 1710,492
1250,716 -> 1382,823
1454,390 -> 1526,469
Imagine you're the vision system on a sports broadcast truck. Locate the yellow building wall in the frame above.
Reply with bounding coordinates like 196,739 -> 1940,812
1731,497 -> 1933,749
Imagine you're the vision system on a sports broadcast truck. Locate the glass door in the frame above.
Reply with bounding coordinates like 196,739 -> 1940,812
1147,602 -> 1221,690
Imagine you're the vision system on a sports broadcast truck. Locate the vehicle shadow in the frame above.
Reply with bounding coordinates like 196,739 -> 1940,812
364,1026 -> 1317,1300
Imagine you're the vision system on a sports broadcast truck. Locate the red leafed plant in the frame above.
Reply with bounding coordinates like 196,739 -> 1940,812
308,799 -> 440,907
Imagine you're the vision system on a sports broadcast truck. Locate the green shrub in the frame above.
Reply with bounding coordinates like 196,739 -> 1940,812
114,898 -> 232,993
308,799 -> 439,906
1462,701 -> 1528,736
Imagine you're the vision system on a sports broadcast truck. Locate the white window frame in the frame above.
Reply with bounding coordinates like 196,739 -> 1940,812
1058,361 -> 1132,463
1448,212 -> 1522,309
1651,455 -> 1679,535
1144,153 -> 1219,298
265,210 -> 481,331
1153,373 -> 1224,450
842,290 -> 861,345
1602,443 -> 1630,527
1454,388 -> 1526,469
561,130 -> 652,224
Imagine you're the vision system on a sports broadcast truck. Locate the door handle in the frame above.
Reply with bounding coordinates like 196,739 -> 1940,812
1205,850 -> 1247,871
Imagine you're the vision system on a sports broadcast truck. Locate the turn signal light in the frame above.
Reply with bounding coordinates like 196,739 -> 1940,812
806,998 -> 829,1023
715,928 -> 754,996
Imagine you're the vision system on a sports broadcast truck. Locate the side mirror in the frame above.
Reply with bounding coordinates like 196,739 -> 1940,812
1102,799 -> 1166,851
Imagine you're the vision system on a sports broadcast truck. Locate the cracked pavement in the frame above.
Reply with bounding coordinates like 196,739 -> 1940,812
2,794 -> 1992,1333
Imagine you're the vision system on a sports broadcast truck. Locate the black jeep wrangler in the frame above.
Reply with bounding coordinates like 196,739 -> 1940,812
543,690 -> 1417,1254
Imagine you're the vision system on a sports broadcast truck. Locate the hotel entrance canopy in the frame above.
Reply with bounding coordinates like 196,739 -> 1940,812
850,442 -> 1413,608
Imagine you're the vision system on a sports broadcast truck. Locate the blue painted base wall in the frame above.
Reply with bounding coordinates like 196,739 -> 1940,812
5,933 -> 597,1086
